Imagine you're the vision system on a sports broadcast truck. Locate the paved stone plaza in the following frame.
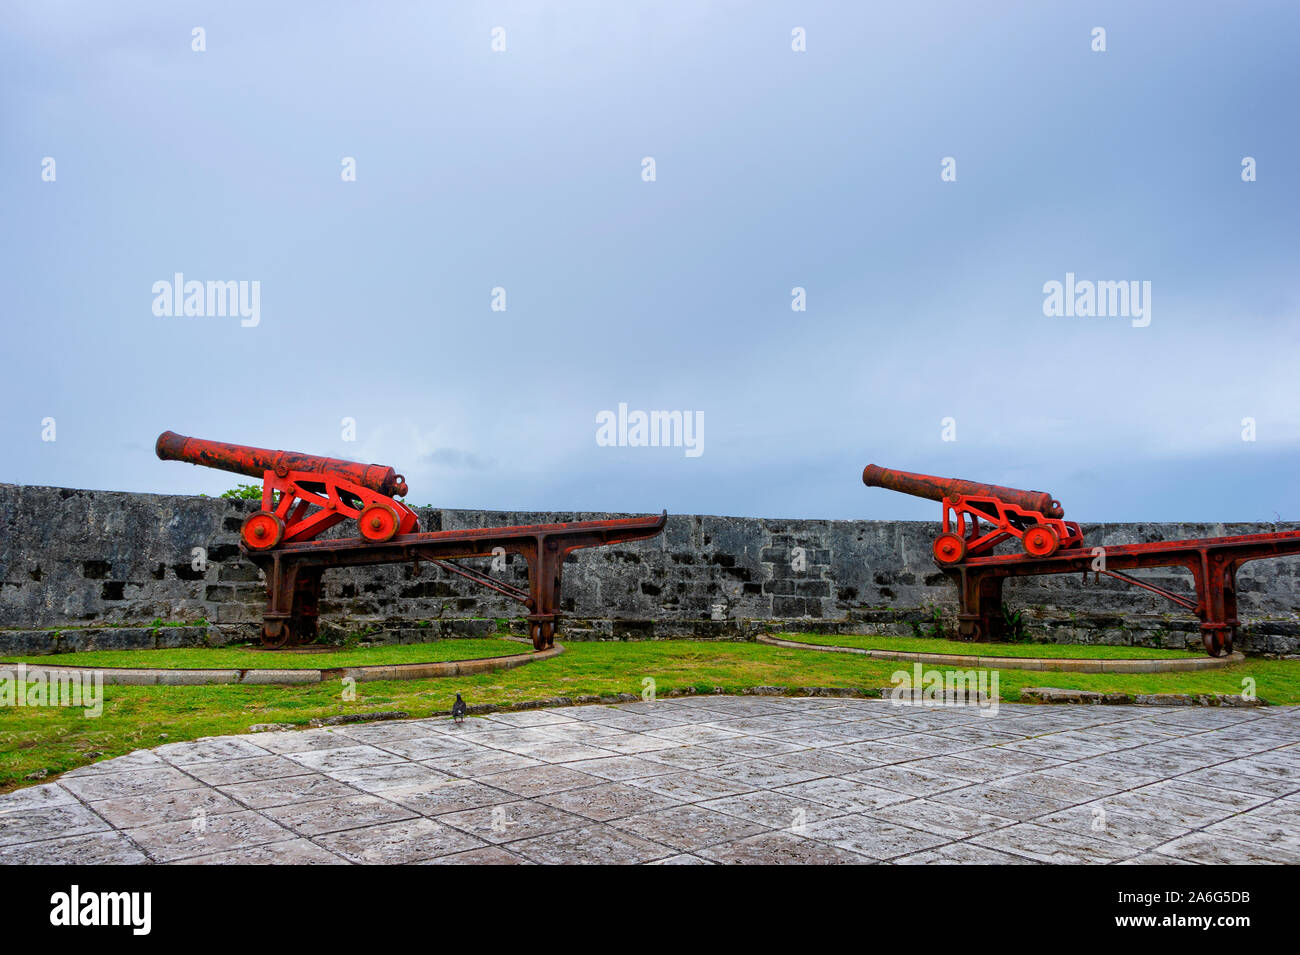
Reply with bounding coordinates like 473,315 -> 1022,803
1,696 -> 1297,864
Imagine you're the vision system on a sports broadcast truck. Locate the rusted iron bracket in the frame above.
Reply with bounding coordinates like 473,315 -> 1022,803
426,558 -> 531,603
1093,568 -> 1198,612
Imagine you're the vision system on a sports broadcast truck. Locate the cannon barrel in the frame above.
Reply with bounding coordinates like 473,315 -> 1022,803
156,431 -> 408,497
862,464 -> 1063,519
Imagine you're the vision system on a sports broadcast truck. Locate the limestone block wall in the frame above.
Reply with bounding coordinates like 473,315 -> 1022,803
1,484 -> 1297,655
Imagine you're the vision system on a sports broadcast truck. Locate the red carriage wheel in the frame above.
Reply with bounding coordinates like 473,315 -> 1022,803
359,503 -> 401,542
932,533 -> 967,564
1022,524 -> 1060,558
242,511 -> 285,551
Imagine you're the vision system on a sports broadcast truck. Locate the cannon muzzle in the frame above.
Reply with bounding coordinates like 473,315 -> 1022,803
862,463 -> 1063,519
156,431 -> 408,497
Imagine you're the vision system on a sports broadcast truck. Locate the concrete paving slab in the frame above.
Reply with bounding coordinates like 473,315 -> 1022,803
436,800 -> 587,844
801,813 -> 948,860
381,778 -> 518,816
88,787 -> 244,829
0,802 -> 110,846
1,697 -> 1296,864
508,822 -> 670,864
260,794 -> 418,837
218,773 -> 361,809
534,780 -> 683,821
172,838 -> 348,864
697,830 -> 870,864
609,803 -> 770,851
314,816 -> 486,863
125,809 -> 296,863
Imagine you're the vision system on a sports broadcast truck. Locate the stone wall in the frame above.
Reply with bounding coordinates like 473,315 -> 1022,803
1,484 -> 1298,655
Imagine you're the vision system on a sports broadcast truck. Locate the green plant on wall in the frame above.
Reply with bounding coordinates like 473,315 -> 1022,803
910,604 -> 948,640
219,484 -> 262,500
1001,606 -> 1030,642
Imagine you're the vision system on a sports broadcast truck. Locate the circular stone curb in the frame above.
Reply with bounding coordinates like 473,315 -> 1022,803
0,638 -> 562,686
757,634 -> 1244,672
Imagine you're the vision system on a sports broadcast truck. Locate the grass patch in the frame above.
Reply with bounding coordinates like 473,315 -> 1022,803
0,638 -> 527,670
1,640 -> 1296,792
778,632 -> 1203,659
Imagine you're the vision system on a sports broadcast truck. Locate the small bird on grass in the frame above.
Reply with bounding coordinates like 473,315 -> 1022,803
451,693 -> 467,724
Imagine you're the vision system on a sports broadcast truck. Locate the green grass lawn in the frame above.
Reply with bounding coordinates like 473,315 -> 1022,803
777,632 -> 1204,659
0,638 -> 527,670
2,639 -> 1297,793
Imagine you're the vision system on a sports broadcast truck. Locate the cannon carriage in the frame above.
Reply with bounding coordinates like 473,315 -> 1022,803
157,431 -> 666,649
863,463 -> 1300,657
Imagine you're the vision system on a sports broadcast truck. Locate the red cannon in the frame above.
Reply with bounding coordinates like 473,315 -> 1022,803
158,431 -> 666,649
862,464 -> 1083,564
863,463 -> 1300,657
157,431 -> 417,549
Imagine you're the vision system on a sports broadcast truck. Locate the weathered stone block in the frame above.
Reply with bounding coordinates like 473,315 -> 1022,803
0,630 -> 58,656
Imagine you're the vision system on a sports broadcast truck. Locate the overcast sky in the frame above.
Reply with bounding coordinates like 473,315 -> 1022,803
2,1 -> 1297,523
